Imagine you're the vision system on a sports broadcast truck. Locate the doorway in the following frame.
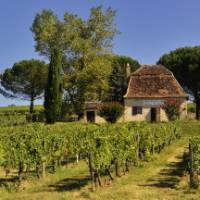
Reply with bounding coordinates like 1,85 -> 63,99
86,111 -> 95,123
150,108 -> 157,122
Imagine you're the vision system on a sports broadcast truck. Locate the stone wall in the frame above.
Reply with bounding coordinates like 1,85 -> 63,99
123,97 -> 187,122
84,97 -> 187,123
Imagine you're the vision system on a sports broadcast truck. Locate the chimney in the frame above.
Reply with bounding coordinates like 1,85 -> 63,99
126,63 -> 131,77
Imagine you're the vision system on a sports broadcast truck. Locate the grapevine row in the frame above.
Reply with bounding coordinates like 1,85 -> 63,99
0,122 -> 181,189
189,137 -> 200,188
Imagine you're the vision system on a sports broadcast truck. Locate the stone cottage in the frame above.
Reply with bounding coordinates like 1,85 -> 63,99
84,64 -> 188,123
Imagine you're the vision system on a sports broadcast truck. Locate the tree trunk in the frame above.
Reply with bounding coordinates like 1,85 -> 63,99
42,162 -> 46,179
18,162 -> 24,185
36,163 -> 40,179
94,170 -> 102,187
88,152 -> 95,190
30,95 -> 34,113
125,159 -> 129,172
135,133 -> 140,165
115,159 -> 120,177
196,97 -> 200,120
106,167 -> 114,180
76,154 -> 79,163
52,160 -> 56,173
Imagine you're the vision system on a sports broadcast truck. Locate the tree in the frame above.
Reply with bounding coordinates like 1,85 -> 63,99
32,7 -> 118,122
0,59 -> 47,113
44,49 -> 63,123
108,55 -> 140,102
62,6 -> 118,118
158,47 -> 200,119
31,10 -> 65,123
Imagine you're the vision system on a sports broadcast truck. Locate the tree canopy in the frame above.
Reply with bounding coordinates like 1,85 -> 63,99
158,46 -> 200,119
0,59 -> 48,113
60,6 -> 118,117
32,6 -> 118,121
108,55 -> 140,102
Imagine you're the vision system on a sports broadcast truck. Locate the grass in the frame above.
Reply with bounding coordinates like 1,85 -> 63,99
0,102 -> 194,113
0,121 -> 200,200
0,105 -> 43,112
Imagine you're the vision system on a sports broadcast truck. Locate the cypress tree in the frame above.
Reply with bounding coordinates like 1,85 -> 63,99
44,48 -> 62,123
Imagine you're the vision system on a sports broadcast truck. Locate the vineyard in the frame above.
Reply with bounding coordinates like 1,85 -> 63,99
0,105 -> 44,126
189,137 -> 200,188
0,122 -> 181,190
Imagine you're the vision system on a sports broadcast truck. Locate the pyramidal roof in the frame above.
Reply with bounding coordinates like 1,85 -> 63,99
124,64 -> 188,98
133,64 -> 172,76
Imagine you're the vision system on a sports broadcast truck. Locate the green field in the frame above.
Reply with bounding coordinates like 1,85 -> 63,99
0,121 -> 199,200
0,105 -> 44,126
0,105 -> 43,112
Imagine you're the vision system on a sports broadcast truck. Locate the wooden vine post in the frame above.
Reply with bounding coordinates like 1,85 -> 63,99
88,151 -> 95,191
136,132 -> 140,165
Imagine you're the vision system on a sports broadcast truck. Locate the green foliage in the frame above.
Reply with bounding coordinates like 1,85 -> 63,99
44,49 -> 63,123
2,182 -> 20,193
62,7 -> 118,117
108,55 -> 140,102
98,102 -> 123,123
158,47 -> 200,119
165,104 -> 179,121
0,105 -> 44,127
188,103 -> 196,113
190,137 -> 200,171
0,113 -> 26,127
189,137 -> 200,188
31,10 -> 62,57
0,105 -> 43,113
0,122 -> 180,187
32,7 -> 118,120
32,10 -> 65,123
0,60 -> 48,113
26,112 -> 45,123
162,100 -> 180,121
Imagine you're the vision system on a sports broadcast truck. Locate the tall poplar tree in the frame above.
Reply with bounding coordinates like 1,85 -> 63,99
31,11 -> 64,123
44,49 -> 62,123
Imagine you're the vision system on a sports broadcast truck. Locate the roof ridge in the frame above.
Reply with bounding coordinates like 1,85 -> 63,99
131,64 -> 172,76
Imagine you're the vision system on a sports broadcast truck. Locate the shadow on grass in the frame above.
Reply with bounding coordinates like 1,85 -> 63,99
0,176 -> 18,186
47,175 -> 91,192
139,153 -> 188,189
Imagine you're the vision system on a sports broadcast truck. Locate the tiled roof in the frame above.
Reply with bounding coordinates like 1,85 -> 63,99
124,65 -> 188,98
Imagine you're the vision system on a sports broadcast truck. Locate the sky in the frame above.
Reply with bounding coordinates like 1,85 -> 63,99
0,0 -> 200,106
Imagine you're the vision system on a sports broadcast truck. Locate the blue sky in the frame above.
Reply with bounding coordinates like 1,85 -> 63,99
0,0 -> 200,106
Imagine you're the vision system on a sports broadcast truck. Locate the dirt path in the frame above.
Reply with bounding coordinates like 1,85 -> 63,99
139,146 -> 187,189
127,144 -> 190,200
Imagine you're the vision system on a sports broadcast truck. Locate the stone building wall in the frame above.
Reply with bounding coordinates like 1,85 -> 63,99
124,97 -> 187,122
83,110 -> 106,123
84,97 -> 187,123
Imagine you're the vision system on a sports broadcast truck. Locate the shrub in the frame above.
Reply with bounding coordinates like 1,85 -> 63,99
188,103 -> 196,113
26,112 -> 45,123
162,99 -> 180,121
98,102 -> 123,123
